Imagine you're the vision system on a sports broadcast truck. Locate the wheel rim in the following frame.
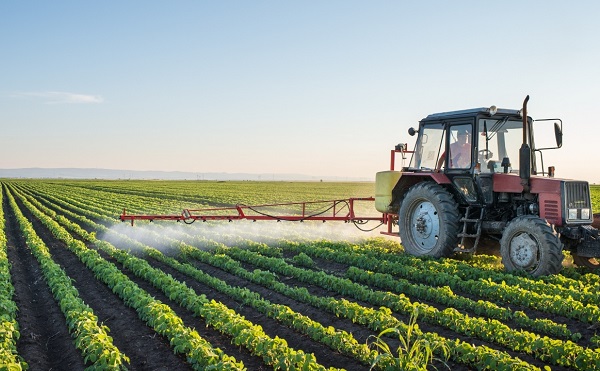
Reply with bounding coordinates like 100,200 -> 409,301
508,232 -> 539,270
408,200 -> 440,253
572,253 -> 600,269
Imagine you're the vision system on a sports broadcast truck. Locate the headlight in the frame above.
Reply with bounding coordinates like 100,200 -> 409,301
568,208 -> 578,220
581,208 -> 590,220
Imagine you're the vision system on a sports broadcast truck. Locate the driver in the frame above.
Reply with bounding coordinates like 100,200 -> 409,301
436,128 -> 472,169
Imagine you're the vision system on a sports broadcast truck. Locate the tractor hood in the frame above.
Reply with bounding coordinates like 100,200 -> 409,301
492,173 -> 563,194
493,173 -> 593,227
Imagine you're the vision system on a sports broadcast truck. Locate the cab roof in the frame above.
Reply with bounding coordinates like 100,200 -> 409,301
422,107 -> 522,121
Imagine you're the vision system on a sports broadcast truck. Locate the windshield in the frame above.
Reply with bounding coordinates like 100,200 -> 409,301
478,118 -> 524,174
410,123 -> 444,170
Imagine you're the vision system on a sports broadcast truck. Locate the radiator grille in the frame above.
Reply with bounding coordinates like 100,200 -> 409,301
564,181 -> 592,223
565,182 -> 591,208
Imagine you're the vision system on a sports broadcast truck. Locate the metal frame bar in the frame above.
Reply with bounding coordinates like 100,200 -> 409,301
120,197 -> 386,225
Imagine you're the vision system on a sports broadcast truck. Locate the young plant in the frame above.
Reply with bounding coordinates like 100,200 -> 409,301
367,307 -> 449,371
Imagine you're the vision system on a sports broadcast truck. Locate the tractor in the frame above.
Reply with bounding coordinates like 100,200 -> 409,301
375,95 -> 600,276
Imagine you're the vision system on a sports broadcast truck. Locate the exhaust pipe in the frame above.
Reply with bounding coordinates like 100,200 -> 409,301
519,95 -> 531,192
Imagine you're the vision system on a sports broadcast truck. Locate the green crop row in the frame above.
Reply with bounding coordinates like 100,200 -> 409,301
144,247 -> 382,368
12,187 -> 338,371
5,187 -> 130,370
318,238 -> 600,308
175,242 -> 539,371
0,186 -> 27,369
38,192 -> 377,369
291,240 -> 600,324
8,185 -> 245,371
246,240 -> 580,341
264,238 -> 574,340
219,245 -> 600,370
91,240 -> 340,371
345,266 -> 574,340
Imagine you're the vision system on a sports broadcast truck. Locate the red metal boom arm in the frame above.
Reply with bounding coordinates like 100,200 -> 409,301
120,197 -> 387,226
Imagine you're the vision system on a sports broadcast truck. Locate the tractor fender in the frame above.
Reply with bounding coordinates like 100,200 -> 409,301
389,172 -> 452,213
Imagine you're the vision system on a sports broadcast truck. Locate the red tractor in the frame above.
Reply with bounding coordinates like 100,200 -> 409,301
375,96 -> 600,276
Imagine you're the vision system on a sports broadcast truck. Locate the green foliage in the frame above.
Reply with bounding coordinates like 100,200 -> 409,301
590,185 -> 600,212
5,187 -> 129,370
9,185 -> 244,371
291,252 -> 315,268
368,307 -> 449,370
4,179 -> 600,371
0,186 -> 27,369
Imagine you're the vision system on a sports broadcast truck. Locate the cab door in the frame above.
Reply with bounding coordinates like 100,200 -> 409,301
442,121 -> 481,205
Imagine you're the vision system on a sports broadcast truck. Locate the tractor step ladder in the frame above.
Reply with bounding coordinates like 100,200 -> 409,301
455,206 -> 484,253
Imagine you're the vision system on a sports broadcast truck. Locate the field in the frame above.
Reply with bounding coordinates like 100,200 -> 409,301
1,179 -> 600,370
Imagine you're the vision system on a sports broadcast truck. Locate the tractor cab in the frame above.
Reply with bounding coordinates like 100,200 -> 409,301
410,107 -> 562,175
409,107 -> 524,173
406,106 -> 562,207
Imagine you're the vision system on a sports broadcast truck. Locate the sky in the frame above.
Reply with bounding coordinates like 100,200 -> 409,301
1,1 -> 599,183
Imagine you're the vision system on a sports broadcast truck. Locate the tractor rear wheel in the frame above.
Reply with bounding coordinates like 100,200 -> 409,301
572,253 -> 600,269
398,182 -> 460,258
500,216 -> 563,276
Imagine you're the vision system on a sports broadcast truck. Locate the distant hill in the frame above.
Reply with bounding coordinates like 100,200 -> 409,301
0,168 -> 371,181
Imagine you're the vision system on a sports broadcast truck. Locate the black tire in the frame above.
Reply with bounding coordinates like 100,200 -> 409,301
398,182 -> 460,258
572,253 -> 600,269
500,216 -> 564,276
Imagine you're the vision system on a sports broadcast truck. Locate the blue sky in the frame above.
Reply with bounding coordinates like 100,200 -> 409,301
1,1 -> 599,182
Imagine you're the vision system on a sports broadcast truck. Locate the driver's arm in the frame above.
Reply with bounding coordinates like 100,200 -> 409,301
436,151 -> 446,170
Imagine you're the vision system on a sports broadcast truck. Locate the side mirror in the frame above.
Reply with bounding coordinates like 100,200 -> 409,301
554,122 -> 563,148
408,127 -> 418,136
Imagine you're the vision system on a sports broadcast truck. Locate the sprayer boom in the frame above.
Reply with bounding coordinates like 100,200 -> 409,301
120,197 -> 387,227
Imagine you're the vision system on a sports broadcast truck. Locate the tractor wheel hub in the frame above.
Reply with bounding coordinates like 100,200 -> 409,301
509,233 -> 538,268
415,215 -> 431,235
410,201 -> 439,249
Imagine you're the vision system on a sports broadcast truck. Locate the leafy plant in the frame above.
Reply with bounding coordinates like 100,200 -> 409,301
367,307 -> 449,371
291,252 -> 315,268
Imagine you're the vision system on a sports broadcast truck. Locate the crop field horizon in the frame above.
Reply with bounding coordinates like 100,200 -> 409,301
1,179 -> 599,370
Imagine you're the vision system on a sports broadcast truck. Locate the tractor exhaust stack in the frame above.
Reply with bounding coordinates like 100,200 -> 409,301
519,95 -> 531,192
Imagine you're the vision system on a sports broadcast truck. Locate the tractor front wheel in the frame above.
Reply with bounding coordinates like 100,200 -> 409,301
500,216 -> 563,276
398,182 -> 460,258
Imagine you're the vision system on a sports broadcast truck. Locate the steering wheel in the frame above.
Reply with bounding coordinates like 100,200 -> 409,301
478,149 -> 493,159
